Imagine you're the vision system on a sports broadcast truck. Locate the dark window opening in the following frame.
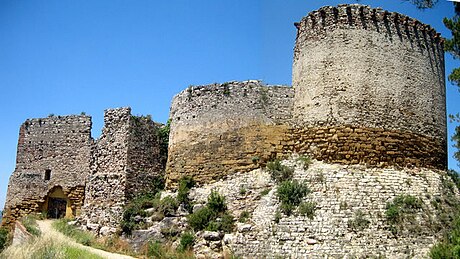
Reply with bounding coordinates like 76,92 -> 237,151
45,170 -> 51,181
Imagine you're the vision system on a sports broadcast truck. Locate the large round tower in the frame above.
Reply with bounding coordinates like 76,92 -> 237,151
292,4 -> 446,169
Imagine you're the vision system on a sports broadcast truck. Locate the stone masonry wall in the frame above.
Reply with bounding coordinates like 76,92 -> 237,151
82,108 -> 132,230
188,159 -> 458,258
166,81 -> 293,187
292,4 -> 446,168
165,5 -> 447,187
3,115 -> 92,225
126,116 -> 166,200
81,108 -> 166,233
287,125 -> 446,170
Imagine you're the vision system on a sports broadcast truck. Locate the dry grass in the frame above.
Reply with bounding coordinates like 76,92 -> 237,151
0,228 -> 103,259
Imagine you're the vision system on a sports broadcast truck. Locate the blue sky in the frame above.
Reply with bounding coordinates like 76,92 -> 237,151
0,0 -> 458,210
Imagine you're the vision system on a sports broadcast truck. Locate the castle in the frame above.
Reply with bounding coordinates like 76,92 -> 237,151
2,4 -> 452,257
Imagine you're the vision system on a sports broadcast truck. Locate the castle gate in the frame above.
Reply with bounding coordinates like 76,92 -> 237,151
41,186 -> 73,219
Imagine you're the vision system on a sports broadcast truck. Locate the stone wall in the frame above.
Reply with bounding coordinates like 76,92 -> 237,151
188,159 -> 458,258
126,116 -> 166,199
3,115 -> 92,225
166,81 -> 293,187
81,108 -> 166,233
287,125 -> 446,169
292,4 -> 446,168
164,4 -> 448,186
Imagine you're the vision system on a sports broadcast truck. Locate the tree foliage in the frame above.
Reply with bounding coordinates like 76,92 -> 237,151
404,0 -> 438,9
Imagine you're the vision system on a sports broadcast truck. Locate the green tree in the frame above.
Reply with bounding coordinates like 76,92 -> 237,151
444,2 -> 460,167
404,0 -> 438,9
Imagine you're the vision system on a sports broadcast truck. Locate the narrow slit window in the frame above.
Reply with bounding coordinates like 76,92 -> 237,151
45,169 -> 51,181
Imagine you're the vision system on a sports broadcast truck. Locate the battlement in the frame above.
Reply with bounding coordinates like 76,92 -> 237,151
170,81 -> 292,139
294,4 -> 444,62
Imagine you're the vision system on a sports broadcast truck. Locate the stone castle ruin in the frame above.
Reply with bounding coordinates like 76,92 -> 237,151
2,4 -> 454,257
3,107 -> 167,229
166,4 -> 446,185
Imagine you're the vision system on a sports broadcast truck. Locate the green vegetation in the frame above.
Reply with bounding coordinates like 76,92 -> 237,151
339,201 -> 348,210
35,243 -> 105,259
239,186 -> 247,196
274,210 -> 282,223
298,201 -> 316,219
121,193 -> 154,235
0,227 -> 10,253
259,87 -> 269,104
267,160 -> 294,183
222,83 -> 231,96
260,188 -> 271,196
53,219 -> 96,246
276,179 -> 310,216
430,215 -> 460,259
177,176 -> 195,213
53,219 -> 134,256
121,175 -> 167,235
20,215 -> 41,236
177,232 -> 195,252
348,210 -> 370,232
187,190 -> 234,233
238,211 -> 251,223
385,194 -> 423,235
296,155 -> 312,169
158,119 -> 171,157
145,240 -> 194,259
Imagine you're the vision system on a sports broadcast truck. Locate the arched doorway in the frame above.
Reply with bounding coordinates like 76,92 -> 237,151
41,186 -> 72,219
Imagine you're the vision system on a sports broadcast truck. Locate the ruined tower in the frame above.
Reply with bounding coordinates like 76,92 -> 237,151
165,4 -> 447,187
292,4 -> 446,169
3,115 -> 92,225
80,107 -> 166,233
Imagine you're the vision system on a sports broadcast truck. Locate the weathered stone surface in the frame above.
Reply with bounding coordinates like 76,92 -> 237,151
165,4 -> 447,188
3,115 -> 92,225
203,231 -> 223,241
166,81 -> 293,188
292,4 -> 446,162
80,107 -> 166,232
190,159 -> 459,258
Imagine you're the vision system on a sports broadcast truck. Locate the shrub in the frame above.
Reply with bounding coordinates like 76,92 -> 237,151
385,194 -> 423,235
0,227 -> 10,252
177,232 -> 195,252
121,192 -> 163,235
276,180 -> 310,216
188,207 -> 213,231
158,119 -> 171,157
158,196 -> 179,216
298,201 -> 316,219
177,176 -> 195,212
147,241 -> 167,258
187,191 -> 234,233
20,215 -> 41,236
267,160 -> 294,183
296,155 -> 312,169
348,210 -> 370,232
151,176 -> 165,196
207,190 -> 227,214
239,186 -> 247,196
239,211 -> 250,223
219,212 -> 235,233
